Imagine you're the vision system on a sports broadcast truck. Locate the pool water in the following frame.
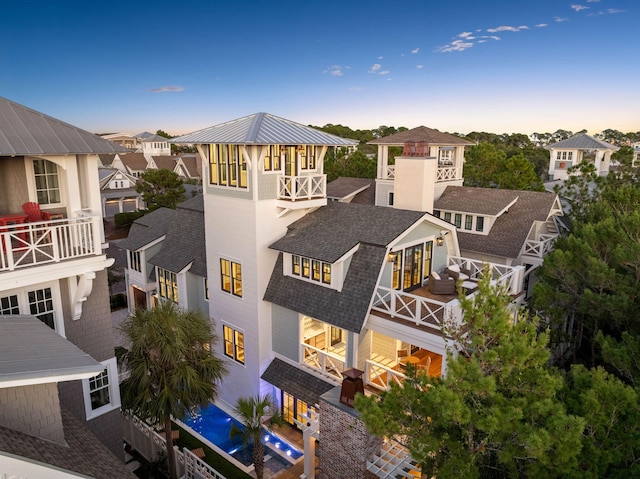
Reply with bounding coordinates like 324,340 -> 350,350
182,403 -> 303,467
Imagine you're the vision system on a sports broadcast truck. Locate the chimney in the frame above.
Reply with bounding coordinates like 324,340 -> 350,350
339,368 -> 365,407
393,142 -> 437,213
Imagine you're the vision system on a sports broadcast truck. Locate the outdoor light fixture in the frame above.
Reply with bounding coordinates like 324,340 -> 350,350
436,236 -> 444,246
387,252 -> 396,262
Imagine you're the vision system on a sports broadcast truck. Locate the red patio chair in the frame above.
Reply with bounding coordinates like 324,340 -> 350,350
22,202 -> 51,222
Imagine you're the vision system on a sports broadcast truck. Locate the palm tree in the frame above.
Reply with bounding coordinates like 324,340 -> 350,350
231,394 -> 284,479
120,301 -> 227,479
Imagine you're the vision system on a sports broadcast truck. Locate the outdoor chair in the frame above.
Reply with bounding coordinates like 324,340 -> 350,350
21,202 -> 51,222
427,271 -> 456,295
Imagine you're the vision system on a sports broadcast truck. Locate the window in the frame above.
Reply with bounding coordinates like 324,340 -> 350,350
454,213 -> 462,228
209,145 -> 247,188
223,325 -> 245,364
204,277 -> 209,300
299,146 -> 316,170
264,145 -> 282,171
82,358 -> 120,420
433,210 -> 441,218
129,250 -> 141,272
556,151 -> 573,161
33,159 -> 61,204
391,251 -> 402,290
0,294 -> 19,315
388,192 -> 394,206
29,287 -> 55,330
158,268 -> 178,303
465,215 -> 473,230
444,212 -> 452,222
476,216 -> 484,232
282,391 -> 316,428
438,148 -> 454,165
220,259 -> 242,297
291,255 -> 332,285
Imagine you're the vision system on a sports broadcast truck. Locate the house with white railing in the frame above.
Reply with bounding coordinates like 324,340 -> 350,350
0,97 -> 133,475
545,133 -> 618,181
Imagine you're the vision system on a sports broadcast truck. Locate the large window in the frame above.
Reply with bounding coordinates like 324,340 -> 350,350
82,358 -> 120,420
158,268 -> 178,303
264,145 -> 282,172
28,287 -> 55,330
33,159 -> 61,204
391,241 -> 433,291
223,325 -> 245,364
299,146 -> 317,170
476,216 -> 485,232
0,295 -> 19,315
209,145 -> 247,188
1,284 -> 62,333
438,148 -> 454,165
282,391 -> 315,428
454,213 -> 462,228
220,259 -> 242,297
556,151 -> 573,161
465,215 -> 473,230
291,254 -> 331,285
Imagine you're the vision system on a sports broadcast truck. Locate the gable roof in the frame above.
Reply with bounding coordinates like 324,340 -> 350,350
435,186 -> 559,259
545,134 -> 618,151
98,153 -> 115,167
326,177 -> 375,204
368,126 -> 473,146
0,97 -> 129,156
269,202 -> 426,263
171,112 -> 358,146
151,155 -> 177,170
117,207 -> 176,251
177,154 -> 202,178
115,152 -> 148,171
147,195 -> 207,277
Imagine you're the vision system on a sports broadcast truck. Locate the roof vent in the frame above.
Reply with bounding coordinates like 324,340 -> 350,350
339,368 -> 365,407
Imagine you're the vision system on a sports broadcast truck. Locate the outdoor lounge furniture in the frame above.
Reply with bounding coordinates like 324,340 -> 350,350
21,202 -> 51,222
427,271 -> 456,295
444,264 -> 472,282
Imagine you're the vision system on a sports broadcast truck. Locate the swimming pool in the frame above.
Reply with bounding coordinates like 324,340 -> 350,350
181,403 -> 303,467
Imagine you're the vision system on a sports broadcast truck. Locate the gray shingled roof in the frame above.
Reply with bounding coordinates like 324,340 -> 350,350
151,155 -> 178,170
0,97 -> 129,156
117,207 -> 176,251
269,202 -> 426,263
545,134 -> 618,151
368,126 -> 473,146
436,186 -> 558,259
116,152 -> 148,170
0,407 -> 137,479
435,186 -> 520,216
171,113 -> 358,146
264,244 -> 387,333
147,195 -> 207,277
0,316 -> 103,386
261,358 -> 335,407
326,177 -> 375,203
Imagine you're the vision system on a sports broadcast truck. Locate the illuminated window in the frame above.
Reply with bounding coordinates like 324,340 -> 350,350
157,268 -> 178,303
291,255 -> 332,285
209,145 -> 247,188
220,259 -> 242,297
223,325 -> 245,364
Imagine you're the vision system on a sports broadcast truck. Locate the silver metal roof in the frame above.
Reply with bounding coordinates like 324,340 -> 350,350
545,134 -> 619,151
171,112 -> 358,146
0,97 -> 130,156
0,316 -> 103,387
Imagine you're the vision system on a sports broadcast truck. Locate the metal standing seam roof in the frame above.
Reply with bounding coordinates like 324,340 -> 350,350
545,134 -> 619,151
0,97 -> 129,156
368,126 -> 474,146
0,316 -> 103,386
170,112 -> 359,146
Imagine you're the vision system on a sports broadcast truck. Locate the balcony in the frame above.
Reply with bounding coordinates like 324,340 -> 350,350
371,258 -> 525,330
278,174 -> 326,201
0,215 -> 102,272
381,164 -> 461,182
523,234 -> 557,260
301,343 -> 345,382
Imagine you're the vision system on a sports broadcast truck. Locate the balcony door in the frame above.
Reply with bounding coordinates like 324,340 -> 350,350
403,244 -> 423,291
283,146 -> 297,177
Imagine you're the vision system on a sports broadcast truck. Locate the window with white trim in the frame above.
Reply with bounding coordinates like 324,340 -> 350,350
264,145 -> 282,172
209,145 -> 248,188
291,254 -> 331,284
0,284 -> 63,334
556,151 -> 573,161
223,324 -> 245,364
129,250 -> 142,272
157,268 -> 178,303
33,159 -> 61,204
220,259 -> 242,297
82,358 -> 121,420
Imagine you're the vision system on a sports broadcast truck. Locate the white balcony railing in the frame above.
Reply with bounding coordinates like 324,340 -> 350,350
523,234 -> 557,258
278,174 -> 326,201
0,216 -> 101,272
436,166 -> 459,182
448,257 -> 524,296
364,359 -> 406,391
301,344 -> 345,381
385,165 -> 395,179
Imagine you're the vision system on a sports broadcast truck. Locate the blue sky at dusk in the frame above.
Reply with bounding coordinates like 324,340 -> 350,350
1,0 -> 637,136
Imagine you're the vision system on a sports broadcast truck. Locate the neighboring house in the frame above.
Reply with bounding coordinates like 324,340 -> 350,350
326,177 -> 375,204
112,152 -> 148,177
433,186 -> 563,298
175,153 -> 203,181
98,153 -> 116,167
100,132 -> 138,149
135,131 -> 171,159
0,97 -> 129,470
633,142 -> 640,167
368,126 -> 474,207
169,113 -> 526,475
118,207 -> 176,311
99,167 -> 144,217
147,154 -> 177,172
545,134 -> 618,181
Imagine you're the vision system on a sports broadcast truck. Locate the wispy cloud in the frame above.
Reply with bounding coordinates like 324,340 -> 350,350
486,25 -> 529,33
586,0 -> 600,3
368,63 -> 390,75
554,16 -> 569,22
571,4 -> 589,12
348,86 -> 362,92
411,48 -> 420,54
535,23 -> 548,28
435,39 -> 474,53
324,65 -> 347,76
148,86 -> 184,93
416,65 -> 424,69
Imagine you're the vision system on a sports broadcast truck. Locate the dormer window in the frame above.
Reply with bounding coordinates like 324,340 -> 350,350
291,254 -> 332,285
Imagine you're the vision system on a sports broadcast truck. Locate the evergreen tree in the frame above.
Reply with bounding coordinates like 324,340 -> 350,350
136,169 -> 186,210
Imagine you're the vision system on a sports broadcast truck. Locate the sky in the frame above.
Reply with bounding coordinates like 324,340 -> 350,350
1,0 -> 638,137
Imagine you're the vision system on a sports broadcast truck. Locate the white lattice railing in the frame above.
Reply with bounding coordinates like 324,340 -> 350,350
0,216 -> 101,272
436,166 -> 459,181
364,360 -> 406,391
385,165 -> 395,179
523,234 -> 557,258
301,344 -> 345,381
448,257 -> 524,295
278,174 -> 326,201
371,286 -> 461,329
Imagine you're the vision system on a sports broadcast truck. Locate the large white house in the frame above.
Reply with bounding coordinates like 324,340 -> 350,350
0,97 -> 134,477
545,133 -> 618,181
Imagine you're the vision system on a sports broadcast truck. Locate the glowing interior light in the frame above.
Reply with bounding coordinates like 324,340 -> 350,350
287,450 -> 292,456
275,442 -> 281,449
264,435 -> 270,442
